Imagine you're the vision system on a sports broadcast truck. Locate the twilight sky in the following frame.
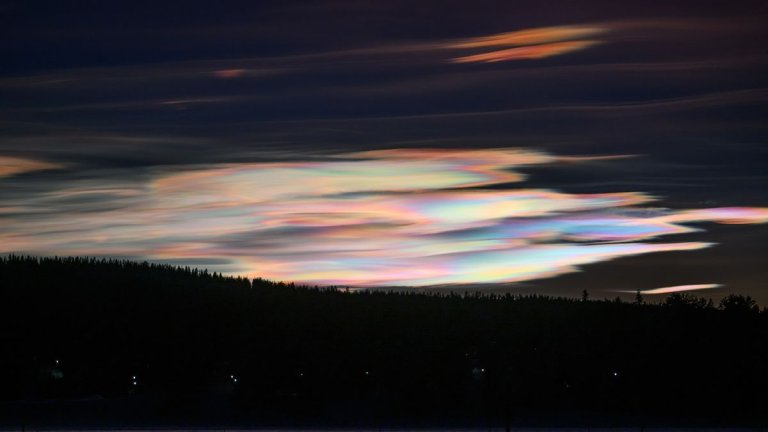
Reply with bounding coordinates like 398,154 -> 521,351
2,0 -> 767,302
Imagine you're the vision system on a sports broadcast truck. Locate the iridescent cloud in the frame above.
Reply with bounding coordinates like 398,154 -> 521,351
653,207 -> 768,225
1,148 -> 766,287
619,284 -> 723,295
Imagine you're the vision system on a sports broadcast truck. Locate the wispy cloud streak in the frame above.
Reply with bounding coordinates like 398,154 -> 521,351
448,26 -> 607,49
0,156 -> 62,179
451,40 -> 601,63
448,25 -> 608,63
619,284 -> 722,295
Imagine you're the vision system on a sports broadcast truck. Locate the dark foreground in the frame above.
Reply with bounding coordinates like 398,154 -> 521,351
1,256 -> 767,429
1,429 -> 767,432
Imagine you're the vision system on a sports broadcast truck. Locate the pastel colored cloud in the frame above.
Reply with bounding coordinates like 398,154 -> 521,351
619,284 -> 723,295
653,207 -> 768,225
1,148 -> 766,287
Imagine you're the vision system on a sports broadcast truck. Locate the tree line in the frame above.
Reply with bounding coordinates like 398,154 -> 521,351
1,255 -> 766,428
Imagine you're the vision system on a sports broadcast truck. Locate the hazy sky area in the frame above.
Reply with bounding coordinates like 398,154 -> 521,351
1,0 -> 767,302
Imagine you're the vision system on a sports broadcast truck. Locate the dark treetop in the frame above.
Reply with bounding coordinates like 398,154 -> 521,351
1,256 -> 766,428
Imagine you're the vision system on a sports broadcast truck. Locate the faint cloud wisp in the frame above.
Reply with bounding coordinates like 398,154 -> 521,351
0,156 -> 62,179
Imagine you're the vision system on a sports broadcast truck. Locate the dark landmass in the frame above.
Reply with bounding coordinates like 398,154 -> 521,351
1,256 -> 766,429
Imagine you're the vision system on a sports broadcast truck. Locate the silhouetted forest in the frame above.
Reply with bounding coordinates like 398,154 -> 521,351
1,255 -> 766,428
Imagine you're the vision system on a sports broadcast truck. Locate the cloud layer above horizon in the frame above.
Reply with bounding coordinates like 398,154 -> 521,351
2,1 -> 767,296
2,148 -> 766,287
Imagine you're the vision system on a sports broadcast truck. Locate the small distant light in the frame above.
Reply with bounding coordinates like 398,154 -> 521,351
364,371 -> 370,375
132,376 -> 136,380
55,359 -> 59,364
613,372 -> 619,377
230,374 -> 234,379
481,368 -> 485,373
233,378 -> 238,383
132,381 -> 137,386
299,372 -> 304,377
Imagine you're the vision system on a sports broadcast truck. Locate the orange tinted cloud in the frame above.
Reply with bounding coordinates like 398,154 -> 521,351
0,156 -> 61,179
452,40 -> 601,63
449,25 -> 607,49
447,24 -> 608,63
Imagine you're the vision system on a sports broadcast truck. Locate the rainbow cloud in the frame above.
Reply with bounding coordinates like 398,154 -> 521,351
1,148 -> 767,287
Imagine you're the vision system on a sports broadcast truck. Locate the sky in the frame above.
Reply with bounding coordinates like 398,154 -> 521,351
1,0 -> 767,302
